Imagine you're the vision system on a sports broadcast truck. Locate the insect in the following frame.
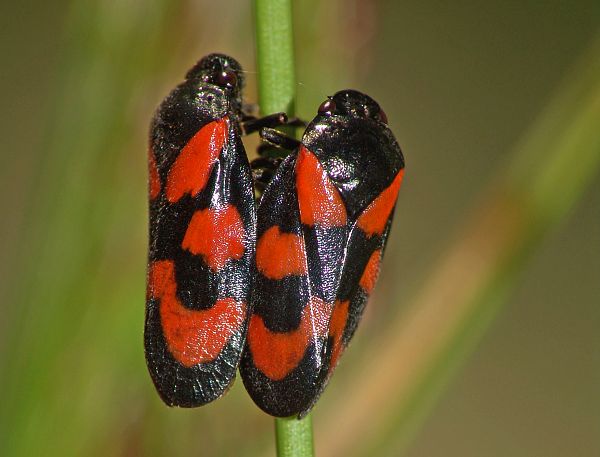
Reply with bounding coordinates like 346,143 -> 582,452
145,54 -> 288,407
240,89 -> 405,417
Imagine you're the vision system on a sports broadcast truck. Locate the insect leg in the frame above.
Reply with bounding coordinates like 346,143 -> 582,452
251,155 -> 283,194
259,127 -> 302,152
243,113 -> 288,135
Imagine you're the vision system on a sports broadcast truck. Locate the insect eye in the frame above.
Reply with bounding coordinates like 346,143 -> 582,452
216,70 -> 237,89
318,99 -> 336,115
378,109 -> 388,124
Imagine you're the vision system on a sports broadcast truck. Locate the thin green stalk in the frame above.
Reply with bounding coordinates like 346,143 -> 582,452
254,0 -> 296,117
275,415 -> 315,457
254,1 -> 314,457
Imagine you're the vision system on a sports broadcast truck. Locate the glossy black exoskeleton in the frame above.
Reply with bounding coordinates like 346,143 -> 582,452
241,90 -> 405,417
145,54 -> 289,408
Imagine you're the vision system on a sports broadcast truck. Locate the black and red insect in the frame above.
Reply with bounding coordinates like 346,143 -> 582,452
145,54 -> 287,407
240,90 -> 405,417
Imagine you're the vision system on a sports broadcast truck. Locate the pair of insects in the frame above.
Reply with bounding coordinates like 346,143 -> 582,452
145,54 -> 405,418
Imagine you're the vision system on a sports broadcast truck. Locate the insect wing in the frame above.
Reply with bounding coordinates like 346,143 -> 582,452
240,151 -> 348,417
145,83 -> 255,407
328,169 -> 404,373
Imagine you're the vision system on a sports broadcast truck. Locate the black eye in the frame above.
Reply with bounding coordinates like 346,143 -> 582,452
318,98 -> 336,115
216,70 -> 237,89
378,108 -> 388,124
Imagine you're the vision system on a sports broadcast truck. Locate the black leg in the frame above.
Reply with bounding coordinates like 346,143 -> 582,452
259,128 -> 302,152
256,144 -> 286,159
251,156 -> 283,197
252,169 -> 273,196
242,112 -> 288,135
251,157 -> 282,170
248,117 -> 304,194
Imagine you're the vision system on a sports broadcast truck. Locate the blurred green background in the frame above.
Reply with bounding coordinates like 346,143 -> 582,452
1,1 -> 598,456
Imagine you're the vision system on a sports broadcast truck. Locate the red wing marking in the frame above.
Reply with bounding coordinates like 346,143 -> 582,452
328,300 -> 350,372
359,249 -> 382,294
148,147 -> 161,200
295,146 -> 347,227
256,226 -> 308,279
182,205 -> 246,271
356,169 -> 404,237
148,260 -> 245,367
165,118 -> 228,203
247,297 -> 333,381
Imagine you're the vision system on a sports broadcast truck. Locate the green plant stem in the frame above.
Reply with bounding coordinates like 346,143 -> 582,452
275,415 -> 315,457
254,0 -> 296,117
254,1 -> 314,457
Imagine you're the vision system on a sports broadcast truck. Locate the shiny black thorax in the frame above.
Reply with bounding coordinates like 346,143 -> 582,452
303,114 -> 403,220
303,89 -> 403,219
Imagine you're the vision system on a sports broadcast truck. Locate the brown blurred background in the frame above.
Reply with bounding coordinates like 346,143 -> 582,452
1,1 -> 598,456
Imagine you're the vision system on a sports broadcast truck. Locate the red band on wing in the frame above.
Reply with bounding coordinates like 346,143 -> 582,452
247,297 -> 333,381
165,118 -> 228,203
328,300 -> 350,372
148,147 -> 161,200
182,205 -> 246,271
296,146 -> 347,227
359,249 -> 382,294
356,169 -> 404,237
148,260 -> 245,367
256,226 -> 308,279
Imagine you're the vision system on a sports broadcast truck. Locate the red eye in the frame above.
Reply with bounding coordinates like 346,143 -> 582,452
378,109 -> 388,124
216,70 -> 237,89
318,99 -> 336,114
